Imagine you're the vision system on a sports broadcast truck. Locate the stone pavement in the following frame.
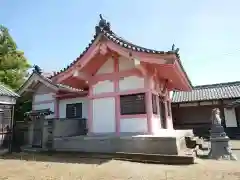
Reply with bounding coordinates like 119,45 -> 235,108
1,153 -> 240,180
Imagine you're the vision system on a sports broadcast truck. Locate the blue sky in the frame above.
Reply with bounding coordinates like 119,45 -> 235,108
1,0 -> 240,86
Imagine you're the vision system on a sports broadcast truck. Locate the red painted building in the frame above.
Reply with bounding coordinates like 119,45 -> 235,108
19,15 -> 192,151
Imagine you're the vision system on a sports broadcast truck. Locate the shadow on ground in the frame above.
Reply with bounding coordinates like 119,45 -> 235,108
0,152 -> 110,165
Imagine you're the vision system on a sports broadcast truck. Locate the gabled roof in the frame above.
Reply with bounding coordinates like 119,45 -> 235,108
18,69 -> 85,96
172,81 -> 240,103
0,83 -> 19,98
49,15 -> 192,87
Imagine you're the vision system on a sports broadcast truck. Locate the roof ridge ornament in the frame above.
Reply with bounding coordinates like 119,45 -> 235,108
33,64 -> 42,75
95,14 -> 111,34
171,44 -> 179,53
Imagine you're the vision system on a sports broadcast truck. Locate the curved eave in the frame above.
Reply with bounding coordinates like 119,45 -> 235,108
175,56 -> 193,89
50,34 -> 102,80
50,27 -> 182,80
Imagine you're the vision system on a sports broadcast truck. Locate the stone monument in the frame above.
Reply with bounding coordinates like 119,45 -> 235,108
208,108 -> 237,160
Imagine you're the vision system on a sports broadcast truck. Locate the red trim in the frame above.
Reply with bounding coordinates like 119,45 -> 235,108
114,56 -> 120,135
54,98 -> 59,118
106,41 -> 173,65
88,88 -> 146,99
87,86 -> 93,134
145,76 -> 153,134
54,93 -> 88,100
173,61 -> 192,91
89,68 -> 142,85
146,91 -> 153,134
55,42 -> 99,83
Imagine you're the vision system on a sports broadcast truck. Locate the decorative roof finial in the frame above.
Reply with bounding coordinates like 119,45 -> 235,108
171,44 -> 179,53
33,65 -> 42,75
95,14 -> 111,34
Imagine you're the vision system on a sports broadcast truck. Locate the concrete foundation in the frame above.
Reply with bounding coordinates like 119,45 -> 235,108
54,130 -> 192,155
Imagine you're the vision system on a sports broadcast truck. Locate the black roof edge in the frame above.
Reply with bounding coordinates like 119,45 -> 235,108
193,81 -> 240,89
171,97 -> 240,104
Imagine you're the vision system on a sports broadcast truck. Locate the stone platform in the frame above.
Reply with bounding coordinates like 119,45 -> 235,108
53,130 -> 194,155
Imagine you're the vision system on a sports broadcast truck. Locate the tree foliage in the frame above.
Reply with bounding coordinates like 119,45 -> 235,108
0,25 -> 31,90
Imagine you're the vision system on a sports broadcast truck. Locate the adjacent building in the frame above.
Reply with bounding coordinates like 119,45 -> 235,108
0,83 -> 19,151
172,81 -> 240,138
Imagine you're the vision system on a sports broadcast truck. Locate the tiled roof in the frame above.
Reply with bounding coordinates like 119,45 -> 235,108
172,81 -> 240,103
49,14 -> 192,87
25,109 -> 54,116
39,72 -> 84,92
18,70 -> 85,95
0,83 -> 20,97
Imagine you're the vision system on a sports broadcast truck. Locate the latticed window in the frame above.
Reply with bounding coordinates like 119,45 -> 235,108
120,93 -> 146,115
66,103 -> 82,118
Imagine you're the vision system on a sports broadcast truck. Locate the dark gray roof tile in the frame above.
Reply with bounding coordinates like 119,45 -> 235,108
0,83 -> 19,97
172,81 -> 240,103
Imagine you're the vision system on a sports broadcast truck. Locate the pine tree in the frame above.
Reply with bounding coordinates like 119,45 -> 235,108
0,25 -> 31,90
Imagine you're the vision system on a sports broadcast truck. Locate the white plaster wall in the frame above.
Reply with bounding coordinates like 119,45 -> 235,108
33,93 -> 55,103
120,118 -> 147,133
151,115 -> 161,134
96,57 -> 114,74
118,56 -> 135,71
92,97 -> 115,133
32,103 -> 55,119
119,76 -> 144,92
224,108 -> 237,127
59,97 -> 88,119
92,80 -> 114,95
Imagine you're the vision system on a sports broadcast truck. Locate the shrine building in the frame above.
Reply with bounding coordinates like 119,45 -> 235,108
18,15 -> 193,153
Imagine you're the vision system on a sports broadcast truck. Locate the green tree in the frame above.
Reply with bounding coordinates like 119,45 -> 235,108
0,25 -> 31,90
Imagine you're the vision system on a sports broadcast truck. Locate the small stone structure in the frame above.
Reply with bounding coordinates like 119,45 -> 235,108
208,108 -> 237,160
25,109 -> 53,149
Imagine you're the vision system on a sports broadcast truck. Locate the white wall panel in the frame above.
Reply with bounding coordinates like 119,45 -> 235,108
96,57 -> 114,74
120,118 -> 147,133
118,56 -> 135,71
92,97 -> 115,133
92,80 -> 114,95
119,76 -> 144,92
33,93 -> 55,103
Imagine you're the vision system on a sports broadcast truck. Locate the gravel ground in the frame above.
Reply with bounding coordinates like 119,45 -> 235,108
0,153 -> 240,180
